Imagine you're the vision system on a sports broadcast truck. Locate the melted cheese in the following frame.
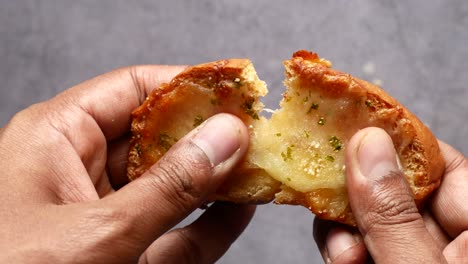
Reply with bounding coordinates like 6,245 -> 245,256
248,81 -> 371,192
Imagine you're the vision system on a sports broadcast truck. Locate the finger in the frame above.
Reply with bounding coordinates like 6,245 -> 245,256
443,230 -> 468,263
313,218 -> 368,264
97,114 -> 249,254
59,65 -> 187,140
345,127 -> 446,263
107,135 -> 132,190
38,65 -> 186,187
431,140 -> 468,237
139,203 -> 256,264
422,210 -> 450,250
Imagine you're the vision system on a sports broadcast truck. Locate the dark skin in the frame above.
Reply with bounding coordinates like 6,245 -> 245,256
314,129 -> 467,263
0,66 -> 466,263
0,65 -> 254,263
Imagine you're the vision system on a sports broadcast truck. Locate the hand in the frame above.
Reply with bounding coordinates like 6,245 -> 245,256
314,127 -> 467,263
0,66 -> 255,263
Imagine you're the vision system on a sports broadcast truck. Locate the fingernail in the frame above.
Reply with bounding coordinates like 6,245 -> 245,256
191,114 -> 243,167
357,129 -> 398,179
326,227 -> 359,261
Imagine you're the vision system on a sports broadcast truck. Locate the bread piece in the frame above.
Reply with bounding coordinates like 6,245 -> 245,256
127,51 -> 445,226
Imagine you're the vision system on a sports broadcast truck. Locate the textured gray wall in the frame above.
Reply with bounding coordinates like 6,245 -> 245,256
1,1 -> 467,263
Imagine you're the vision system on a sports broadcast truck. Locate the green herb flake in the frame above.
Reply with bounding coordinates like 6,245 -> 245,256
135,144 -> 142,157
304,130 -> 310,138
281,145 -> 294,161
325,155 -> 335,162
287,177 -> 292,181
317,117 -> 326,126
241,97 -> 260,120
307,102 -> 319,114
158,133 -> 174,151
303,96 -> 309,103
210,98 -> 222,106
365,100 -> 373,107
275,132 -> 282,137
328,136 -> 342,151
193,115 -> 205,128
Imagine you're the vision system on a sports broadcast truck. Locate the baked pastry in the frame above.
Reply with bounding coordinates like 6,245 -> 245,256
127,50 -> 445,226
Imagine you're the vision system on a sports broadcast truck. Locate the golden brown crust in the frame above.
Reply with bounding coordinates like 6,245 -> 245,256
127,50 -> 444,226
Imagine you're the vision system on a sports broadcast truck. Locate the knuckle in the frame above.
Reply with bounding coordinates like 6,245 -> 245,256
362,171 -> 421,231
172,230 -> 204,264
145,148 -> 212,212
74,206 -> 133,243
80,206 -> 132,234
65,206 -> 140,263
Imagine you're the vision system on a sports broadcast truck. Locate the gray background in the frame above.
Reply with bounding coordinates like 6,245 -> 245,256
1,1 -> 467,263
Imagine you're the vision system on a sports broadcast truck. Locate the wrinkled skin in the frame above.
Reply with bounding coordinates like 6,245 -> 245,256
0,66 -> 255,263
314,128 -> 467,263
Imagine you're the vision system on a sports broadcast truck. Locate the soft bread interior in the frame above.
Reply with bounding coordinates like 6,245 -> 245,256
235,57 -> 353,219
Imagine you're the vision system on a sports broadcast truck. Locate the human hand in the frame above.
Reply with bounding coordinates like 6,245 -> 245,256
0,66 -> 255,263
314,127 -> 467,263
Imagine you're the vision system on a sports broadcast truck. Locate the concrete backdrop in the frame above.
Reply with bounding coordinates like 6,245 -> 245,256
1,1 -> 467,263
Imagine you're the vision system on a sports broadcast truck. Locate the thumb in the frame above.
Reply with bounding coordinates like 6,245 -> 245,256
346,127 -> 446,263
100,113 -> 249,250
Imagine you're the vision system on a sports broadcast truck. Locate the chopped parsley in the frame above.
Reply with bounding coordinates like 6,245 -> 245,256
317,117 -> 326,126
365,100 -> 373,107
210,98 -> 222,106
307,102 -> 319,114
193,115 -> 205,128
158,133 -> 174,151
281,145 -> 294,161
135,144 -> 142,157
241,97 -> 259,120
328,136 -> 342,151
304,130 -> 310,138
275,132 -> 282,137
325,155 -> 335,162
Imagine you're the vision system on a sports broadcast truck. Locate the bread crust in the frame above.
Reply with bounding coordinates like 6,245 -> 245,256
272,51 -> 444,225
127,51 -> 445,226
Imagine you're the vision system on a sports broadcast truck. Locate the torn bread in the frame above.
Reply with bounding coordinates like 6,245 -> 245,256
127,50 -> 445,226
